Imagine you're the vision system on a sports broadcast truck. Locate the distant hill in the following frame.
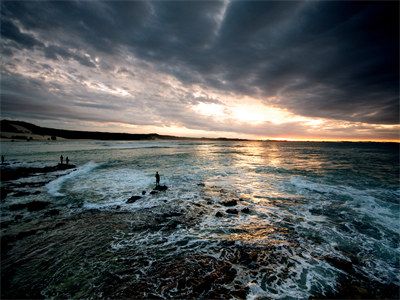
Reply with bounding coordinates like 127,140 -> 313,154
0,120 -> 248,142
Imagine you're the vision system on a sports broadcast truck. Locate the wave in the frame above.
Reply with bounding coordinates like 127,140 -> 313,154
45,161 -> 100,197
289,176 -> 400,234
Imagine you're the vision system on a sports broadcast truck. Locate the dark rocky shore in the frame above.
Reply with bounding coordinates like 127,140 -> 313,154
2,205 -> 398,299
0,163 -> 76,182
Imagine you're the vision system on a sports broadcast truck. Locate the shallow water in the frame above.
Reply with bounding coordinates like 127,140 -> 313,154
1,140 -> 399,299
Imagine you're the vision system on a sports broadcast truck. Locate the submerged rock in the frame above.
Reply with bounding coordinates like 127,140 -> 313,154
1,187 -> 9,200
126,196 -> 142,203
222,200 -> 237,207
13,191 -> 31,197
10,201 -> 50,212
226,209 -> 238,214
215,211 -> 224,217
27,201 -> 51,212
241,207 -> 250,214
9,203 -> 27,211
46,209 -> 60,217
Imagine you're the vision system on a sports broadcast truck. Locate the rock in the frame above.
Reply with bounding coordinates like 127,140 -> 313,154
46,209 -> 60,216
154,185 -> 168,191
13,191 -> 31,197
222,199 -> 237,207
226,208 -> 238,214
115,205 -> 121,210
150,191 -> 158,195
215,211 -> 224,217
197,183 -> 205,187
14,214 -> 23,221
323,255 -> 353,272
0,164 -> 76,181
207,201 -> 213,205
1,187 -> 9,200
241,207 -> 250,214
9,203 -> 27,211
142,190 -> 146,195
16,229 -> 37,239
126,196 -> 142,203
27,201 -> 50,211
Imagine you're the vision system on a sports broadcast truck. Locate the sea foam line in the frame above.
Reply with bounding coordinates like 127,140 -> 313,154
46,161 -> 99,197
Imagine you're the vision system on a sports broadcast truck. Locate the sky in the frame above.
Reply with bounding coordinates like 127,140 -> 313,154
1,0 -> 399,141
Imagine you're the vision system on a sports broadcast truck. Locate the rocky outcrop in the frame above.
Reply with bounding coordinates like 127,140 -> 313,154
1,164 -> 76,181
126,196 -> 142,203
9,201 -> 50,212
154,185 -> 168,191
222,200 -> 237,207
241,207 -> 250,214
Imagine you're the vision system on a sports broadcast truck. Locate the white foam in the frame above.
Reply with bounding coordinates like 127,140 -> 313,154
46,161 -> 99,197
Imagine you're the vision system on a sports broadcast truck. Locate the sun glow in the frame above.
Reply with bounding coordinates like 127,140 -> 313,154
193,99 -> 312,125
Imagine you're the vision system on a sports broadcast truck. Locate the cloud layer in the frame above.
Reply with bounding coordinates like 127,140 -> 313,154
1,1 -> 399,140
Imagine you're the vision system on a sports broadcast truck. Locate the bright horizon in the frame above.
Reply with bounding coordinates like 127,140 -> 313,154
1,1 -> 399,142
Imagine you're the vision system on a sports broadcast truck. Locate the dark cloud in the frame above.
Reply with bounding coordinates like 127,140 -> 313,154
0,0 -> 398,138
0,19 -> 44,50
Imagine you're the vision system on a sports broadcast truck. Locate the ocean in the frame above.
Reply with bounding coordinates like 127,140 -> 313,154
1,140 -> 399,299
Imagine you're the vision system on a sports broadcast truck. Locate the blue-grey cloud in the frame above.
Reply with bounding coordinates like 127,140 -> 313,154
0,0 -> 398,137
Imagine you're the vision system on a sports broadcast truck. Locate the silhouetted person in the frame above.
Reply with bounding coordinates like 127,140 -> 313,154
60,155 -> 63,164
155,171 -> 160,187
1,155 -> 4,165
66,157 -> 69,165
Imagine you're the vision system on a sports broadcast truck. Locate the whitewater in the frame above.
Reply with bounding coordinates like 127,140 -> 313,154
1,140 -> 399,299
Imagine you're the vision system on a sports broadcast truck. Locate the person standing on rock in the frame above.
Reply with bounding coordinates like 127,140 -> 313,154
60,155 -> 63,164
66,157 -> 70,165
155,171 -> 160,187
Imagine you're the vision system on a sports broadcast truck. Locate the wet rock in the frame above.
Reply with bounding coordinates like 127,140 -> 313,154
1,164 -> 76,181
16,229 -> 37,240
241,207 -> 250,214
215,211 -> 224,217
207,200 -> 213,205
226,208 -> 238,214
9,203 -> 27,211
1,220 -> 13,228
13,191 -> 31,197
115,205 -> 121,210
46,209 -> 60,216
150,191 -> 158,195
197,183 -> 205,187
222,199 -> 237,207
154,185 -> 168,191
1,187 -> 9,200
26,201 -> 50,211
14,214 -> 23,221
126,196 -> 142,203
142,190 -> 146,195
323,255 -> 353,272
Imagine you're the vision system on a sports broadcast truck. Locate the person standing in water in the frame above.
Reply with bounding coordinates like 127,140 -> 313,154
155,171 -> 160,187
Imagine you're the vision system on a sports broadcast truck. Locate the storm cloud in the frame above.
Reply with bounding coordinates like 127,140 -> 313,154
1,0 -> 398,140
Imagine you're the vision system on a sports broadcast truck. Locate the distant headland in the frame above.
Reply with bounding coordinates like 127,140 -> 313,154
0,120 -> 249,142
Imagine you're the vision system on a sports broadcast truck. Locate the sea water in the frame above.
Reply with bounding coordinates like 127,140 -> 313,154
1,140 -> 399,298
